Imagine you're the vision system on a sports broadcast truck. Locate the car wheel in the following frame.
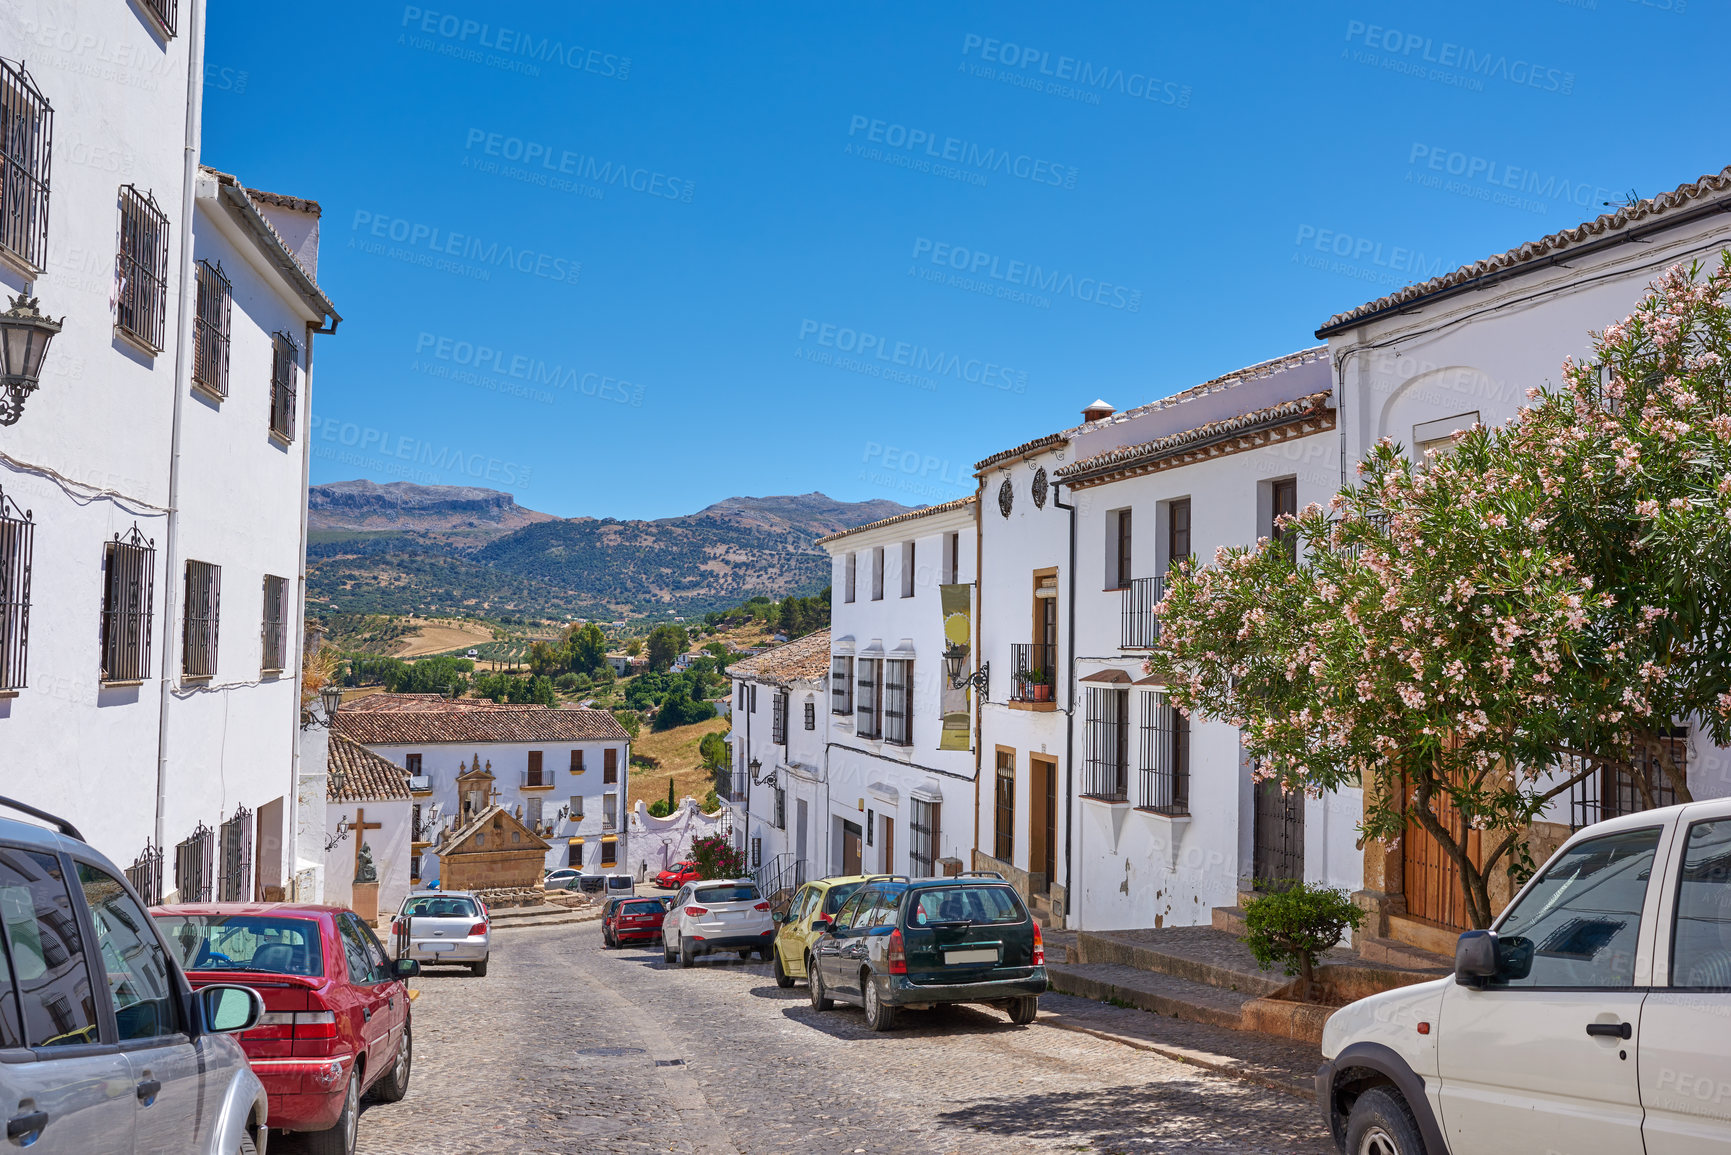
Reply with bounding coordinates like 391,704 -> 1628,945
370,1019 -> 412,1102
809,965 -> 833,1011
663,936 -> 676,964
300,1066 -> 359,1155
603,929 -> 616,949
737,949 -> 751,960
679,938 -> 695,968
1345,1087 -> 1425,1155
236,1126 -> 259,1155
863,976 -> 897,1031
1008,996 -> 1038,1025
470,956 -> 489,977
773,950 -> 795,987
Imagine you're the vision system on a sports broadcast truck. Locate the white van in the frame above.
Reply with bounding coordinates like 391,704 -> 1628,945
1318,797 -> 1731,1155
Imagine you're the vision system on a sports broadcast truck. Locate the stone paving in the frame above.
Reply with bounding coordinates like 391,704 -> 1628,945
277,919 -> 1336,1155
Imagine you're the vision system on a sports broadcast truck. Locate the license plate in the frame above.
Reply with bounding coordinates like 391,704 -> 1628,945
945,948 -> 998,966
422,942 -> 455,953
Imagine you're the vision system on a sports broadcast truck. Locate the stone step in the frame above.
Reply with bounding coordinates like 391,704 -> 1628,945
1046,963 -> 1253,1032
1076,927 -> 1291,999
1358,934 -> 1453,972
1210,905 -> 1248,937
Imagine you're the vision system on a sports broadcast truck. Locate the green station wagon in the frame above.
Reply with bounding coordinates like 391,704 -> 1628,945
807,873 -> 1047,1031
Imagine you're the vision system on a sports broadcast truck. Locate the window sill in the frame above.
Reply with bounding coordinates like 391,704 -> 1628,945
191,381 -> 227,405
1103,586 -> 1129,593
268,429 -> 294,448
261,667 -> 284,678
0,690 -> 17,700
181,674 -> 214,684
0,244 -> 42,281
101,680 -> 146,688
114,325 -> 162,358
519,783 -> 557,791
1006,700 -> 1058,712
1080,794 -> 1130,807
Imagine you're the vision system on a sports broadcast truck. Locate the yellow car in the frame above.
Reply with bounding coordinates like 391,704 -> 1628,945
770,875 -> 870,987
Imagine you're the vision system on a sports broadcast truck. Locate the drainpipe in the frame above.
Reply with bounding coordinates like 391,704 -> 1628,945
153,0 -> 207,864
1052,479 -> 1078,930
284,316 -> 314,898
971,479 -> 984,869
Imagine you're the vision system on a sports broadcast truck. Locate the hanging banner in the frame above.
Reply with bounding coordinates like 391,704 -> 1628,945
939,583 -> 972,751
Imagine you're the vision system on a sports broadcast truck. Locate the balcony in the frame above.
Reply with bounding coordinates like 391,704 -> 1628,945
407,775 -> 431,794
1010,643 -> 1057,704
1121,575 -> 1164,649
521,769 -> 555,790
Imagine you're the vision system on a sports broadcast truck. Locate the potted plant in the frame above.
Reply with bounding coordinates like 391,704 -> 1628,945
1028,668 -> 1052,701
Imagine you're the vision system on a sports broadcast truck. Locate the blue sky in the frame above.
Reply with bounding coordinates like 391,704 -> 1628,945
204,0 -> 1725,520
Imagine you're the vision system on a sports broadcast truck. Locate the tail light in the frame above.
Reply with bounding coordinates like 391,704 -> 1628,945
246,1012 -> 295,1041
754,902 -> 770,912
1032,923 -> 1044,966
685,906 -> 709,917
389,920 -> 401,937
467,921 -> 487,937
887,928 -> 907,975
294,1010 -> 338,1040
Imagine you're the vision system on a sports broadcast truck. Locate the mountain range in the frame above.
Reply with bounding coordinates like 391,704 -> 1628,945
306,481 -> 913,620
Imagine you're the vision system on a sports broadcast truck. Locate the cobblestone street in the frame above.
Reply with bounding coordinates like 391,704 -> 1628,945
280,919 -> 1336,1155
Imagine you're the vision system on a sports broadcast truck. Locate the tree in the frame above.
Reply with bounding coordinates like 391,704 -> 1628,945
612,709 -> 642,740
652,690 -> 718,731
567,623 -> 607,674
646,624 -> 689,672
1243,884 -> 1364,1002
699,730 -> 729,771
625,639 -> 643,658
527,640 -> 562,677
780,595 -> 804,638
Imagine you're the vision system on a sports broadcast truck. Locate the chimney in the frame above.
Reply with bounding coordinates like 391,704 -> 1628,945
1081,398 -> 1116,423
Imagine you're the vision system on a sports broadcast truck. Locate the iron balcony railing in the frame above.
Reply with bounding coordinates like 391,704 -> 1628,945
1121,574 -> 1164,649
1010,643 -> 1057,703
522,768 -> 553,789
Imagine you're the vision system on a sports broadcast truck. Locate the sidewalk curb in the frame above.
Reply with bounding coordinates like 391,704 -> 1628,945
1041,1015 -> 1314,1101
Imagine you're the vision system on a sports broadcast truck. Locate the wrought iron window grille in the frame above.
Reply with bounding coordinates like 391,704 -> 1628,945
182,560 -> 220,678
1009,643 -> 1056,704
174,823 -> 214,903
100,525 -> 155,683
116,185 -> 170,353
140,0 -> 179,37
218,805 -> 252,902
261,575 -> 287,673
0,486 -> 32,692
0,60 -> 52,275
269,331 -> 298,440
1137,691 -> 1189,816
125,840 -> 165,905
192,259 -> 231,397
1082,687 -> 1129,801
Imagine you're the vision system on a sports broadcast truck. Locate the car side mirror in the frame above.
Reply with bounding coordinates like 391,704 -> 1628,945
810,916 -> 832,933
199,985 -> 265,1034
393,958 -> 421,978
771,910 -> 785,924
1454,930 -> 1499,987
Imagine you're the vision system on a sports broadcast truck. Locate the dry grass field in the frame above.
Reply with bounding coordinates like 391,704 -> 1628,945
387,618 -> 498,658
629,715 -> 730,811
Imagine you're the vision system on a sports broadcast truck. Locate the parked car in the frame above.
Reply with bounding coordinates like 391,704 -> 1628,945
0,795 -> 268,1155
543,868 -> 583,891
660,878 -> 775,965
603,896 -> 669,948
1318,797 -> 1731,1155
655,861 -> 701,889
807,873 -> 1046,1030
154,901 -> 420,1155
392,891 -> 491,975
769,875 -> 868,987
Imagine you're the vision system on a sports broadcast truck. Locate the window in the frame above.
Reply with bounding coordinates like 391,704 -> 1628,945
571,749 -> 584,773
1491,826 -> 1661,989
871,547 -> 884,600
78,863 -> 179,1040
0,848 -> 99,1048
1138,692 -> 1189,815
900,541 -> 915,598
1082,687 -> 1130,801
737,682 -> 745,707
804,700 -> 815,731
603,747 -> 618,784
192,259 -> 231,397
568,795 -> 584,820
261,574 -> 288,673
748,684 -> 757,712
1568,730 -> 1687,831
1413,412 -> 1480,460
603,793 -> 617,830
567,841 -> 583,868
994,750 -> 1015,862
182,560 -> 220,679
774,787 -> 786,830
406,754 -> 422,775
831,655 -> 853,715
1168,498 -> 1191,566
152,913 -> 322,978
910,799 -> 940,876
116,184 -> 170,353
883,659 -> 913,746
1112,509 -> 1133,589
0,487 -> 33,692
0,61 -> 53,275
1670,820 -> 1731,988
336,913 -> 382,985
772,689 -> 787,745
856,658 -> 880,739
944,531 -> 959,585
844,553 -> 856,603
527,750 -> 546,787
269,331 -> 298,440
140,0 -> 179,37
1269,478 -> 1298,553
101,526 -> 156,683
526,797 -> 543,829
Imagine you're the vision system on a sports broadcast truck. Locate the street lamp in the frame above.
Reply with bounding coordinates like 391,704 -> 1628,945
304,684 -> 343,729
943,641 -> 989,695
0,294 -> 63,426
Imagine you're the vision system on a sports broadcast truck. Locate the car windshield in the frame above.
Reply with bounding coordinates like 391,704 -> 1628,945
823,882 -> 863,915
152,914 -> 324,976
909,886 -> 1026,926
401,896 -> 479,919
694,884 -> 759,904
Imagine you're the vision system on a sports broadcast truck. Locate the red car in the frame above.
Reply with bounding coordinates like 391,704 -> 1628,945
655,860 -> 700,888
152,902 -> 419,1155
603,896 -> 668,948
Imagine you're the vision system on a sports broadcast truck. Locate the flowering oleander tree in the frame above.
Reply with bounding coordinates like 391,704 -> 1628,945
1148,255 -> 1731,928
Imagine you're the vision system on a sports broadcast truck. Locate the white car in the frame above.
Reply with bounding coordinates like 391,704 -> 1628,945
660,878 -> 775,966
1318,797 -> 1731,1155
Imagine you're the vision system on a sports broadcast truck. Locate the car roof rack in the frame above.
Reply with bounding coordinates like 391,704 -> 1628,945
0,796 -> 84,842
956,870 -> 1005,879
862,874 -> 911,884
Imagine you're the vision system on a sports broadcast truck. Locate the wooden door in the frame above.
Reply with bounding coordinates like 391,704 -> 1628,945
1252,778 -> 1304,889
881,816 -> 894,873
1029,756 -> 1056,891
842,822 -> 862,875
1403,788 -> 1482,930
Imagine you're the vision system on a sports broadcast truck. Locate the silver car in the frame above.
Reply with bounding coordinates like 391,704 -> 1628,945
660,878 -> 775,966
0,796 -> 269,1154
394,891 -> 491,975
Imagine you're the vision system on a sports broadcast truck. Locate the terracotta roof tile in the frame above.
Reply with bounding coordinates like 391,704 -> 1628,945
973,433 -> 1068,474
332,701 -> 629,745
729,629 -> 832,686
815,497 -> 976,546
1058,391 -> 1334,485
327,735 -> 412,802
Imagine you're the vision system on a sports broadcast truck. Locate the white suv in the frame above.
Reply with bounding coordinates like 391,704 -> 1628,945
660,878 -> 775,966
1318,798 -> 1731,1155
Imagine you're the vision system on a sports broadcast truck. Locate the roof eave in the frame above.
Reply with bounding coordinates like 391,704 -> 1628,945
200,175 -> 341,331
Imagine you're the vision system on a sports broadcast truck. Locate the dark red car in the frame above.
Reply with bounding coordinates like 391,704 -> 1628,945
152,902 -> 419,1155
603,896 -> 668,948
655,860 -> 700,888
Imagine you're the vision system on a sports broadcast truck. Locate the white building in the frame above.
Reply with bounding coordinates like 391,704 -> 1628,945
330,694 -> 631,881
819,499 -> 978,881
725,629 -> 830,885
323,735 -> 413,918
0,2 -> 338,902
